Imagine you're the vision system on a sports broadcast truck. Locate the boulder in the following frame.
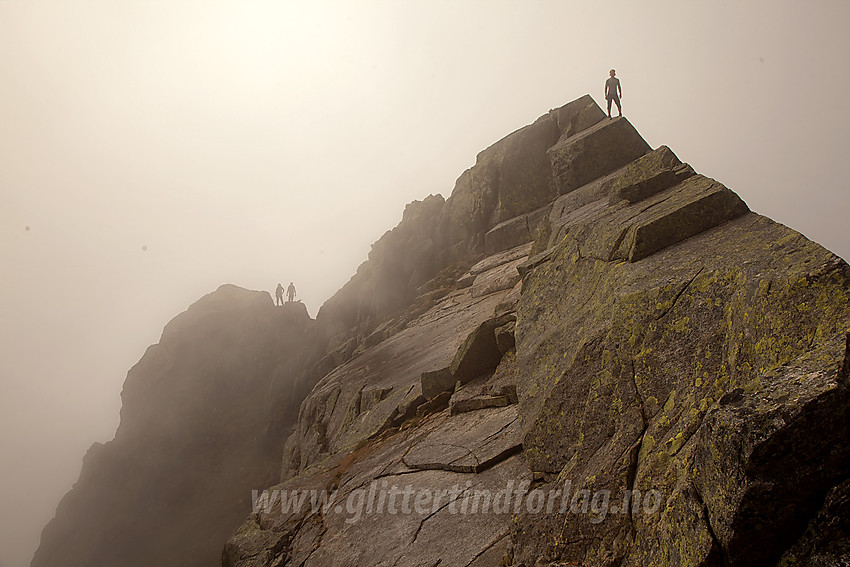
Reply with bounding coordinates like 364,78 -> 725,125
494,321 -> 516,354
626,174 -> 750,261
448,367 -> 518,416
548,116 -> 650,196
438,98 -> 606,250
419,314 -> 515,400
462,242 -> 532,279
608,144 -> 695,204
449,315 -> 514,385
456,271 -> 476,288
484,205 -> 551,255
470,257 -> 525,298
420,368 -> 455,400
541,174 -> 750,264
415,390 -> 452,417
403,405 -> 523,473
450,394 -> 512,415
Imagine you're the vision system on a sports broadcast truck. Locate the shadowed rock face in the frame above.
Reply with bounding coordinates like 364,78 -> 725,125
35,96 -> 850,567
31,285 -> 326,567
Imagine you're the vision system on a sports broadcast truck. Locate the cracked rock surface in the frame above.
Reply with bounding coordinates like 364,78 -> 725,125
232,96 -> 850,567
403,405 -> 522,473
33,95 -> 850,567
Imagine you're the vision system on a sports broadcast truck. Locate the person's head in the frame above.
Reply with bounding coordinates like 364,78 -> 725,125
609,69 -> 616,77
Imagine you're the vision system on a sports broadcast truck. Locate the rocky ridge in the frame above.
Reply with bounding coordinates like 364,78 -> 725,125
33,95 -> 850,567
225,97 -> 850,566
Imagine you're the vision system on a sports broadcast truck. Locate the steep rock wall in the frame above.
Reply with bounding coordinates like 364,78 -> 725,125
31,286 -> 326,567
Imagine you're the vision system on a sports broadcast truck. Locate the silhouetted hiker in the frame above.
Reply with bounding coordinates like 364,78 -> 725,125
605,69 -> 622,118
287,282 -> 296,303
275,283 -> 284,306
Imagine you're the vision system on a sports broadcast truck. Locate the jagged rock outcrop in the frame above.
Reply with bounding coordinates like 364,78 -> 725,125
35,95 -> 850,567
224,97 -> 850,567
31,285 -> 326,567
438,95 -> 606,251
316,96 -> 609,354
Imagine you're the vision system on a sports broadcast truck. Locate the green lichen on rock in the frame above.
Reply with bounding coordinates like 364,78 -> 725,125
40,94 -> 850,567
513,208 -> 850,566
548,116 -> 651,195
608,145 -> 695,205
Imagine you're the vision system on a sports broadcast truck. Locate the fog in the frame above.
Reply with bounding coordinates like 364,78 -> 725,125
1,1 -> 848,565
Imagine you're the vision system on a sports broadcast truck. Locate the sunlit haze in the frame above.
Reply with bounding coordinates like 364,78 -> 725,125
2,1 -> 849,566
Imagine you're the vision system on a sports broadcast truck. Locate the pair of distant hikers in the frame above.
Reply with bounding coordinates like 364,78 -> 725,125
275,282 -> 296,306
604,69 -> 623,118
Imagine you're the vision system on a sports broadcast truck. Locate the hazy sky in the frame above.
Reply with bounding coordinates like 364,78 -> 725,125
1,1 -> 848,565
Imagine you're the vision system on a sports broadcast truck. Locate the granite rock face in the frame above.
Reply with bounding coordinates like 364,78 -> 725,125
438,95 -> 605,251
548,116 -> 651,195
513,212 -> 850,566
220,98 -> 850,567
35,96 -> 850,567
281,285 -> 514,481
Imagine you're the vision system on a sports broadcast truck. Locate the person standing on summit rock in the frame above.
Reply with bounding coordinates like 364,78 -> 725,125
287,282 -> 296,303
605,69 -> 622,118
275,283 -> 284,306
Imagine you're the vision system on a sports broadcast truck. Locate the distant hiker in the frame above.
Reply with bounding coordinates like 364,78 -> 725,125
275,283 -> 284,306
287,282 -> 296,303
605,69 -> 622,118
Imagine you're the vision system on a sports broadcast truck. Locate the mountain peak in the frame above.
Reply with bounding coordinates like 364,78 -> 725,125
33,96 -> 850,567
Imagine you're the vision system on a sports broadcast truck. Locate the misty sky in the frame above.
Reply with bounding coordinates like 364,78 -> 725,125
2,1 -> 849,566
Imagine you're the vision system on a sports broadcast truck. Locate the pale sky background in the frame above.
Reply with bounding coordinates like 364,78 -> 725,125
1,1 -> 848,566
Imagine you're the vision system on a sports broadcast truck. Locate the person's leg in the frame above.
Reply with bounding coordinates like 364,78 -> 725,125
615,96 -> 622,116
607,97 -> 612,117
